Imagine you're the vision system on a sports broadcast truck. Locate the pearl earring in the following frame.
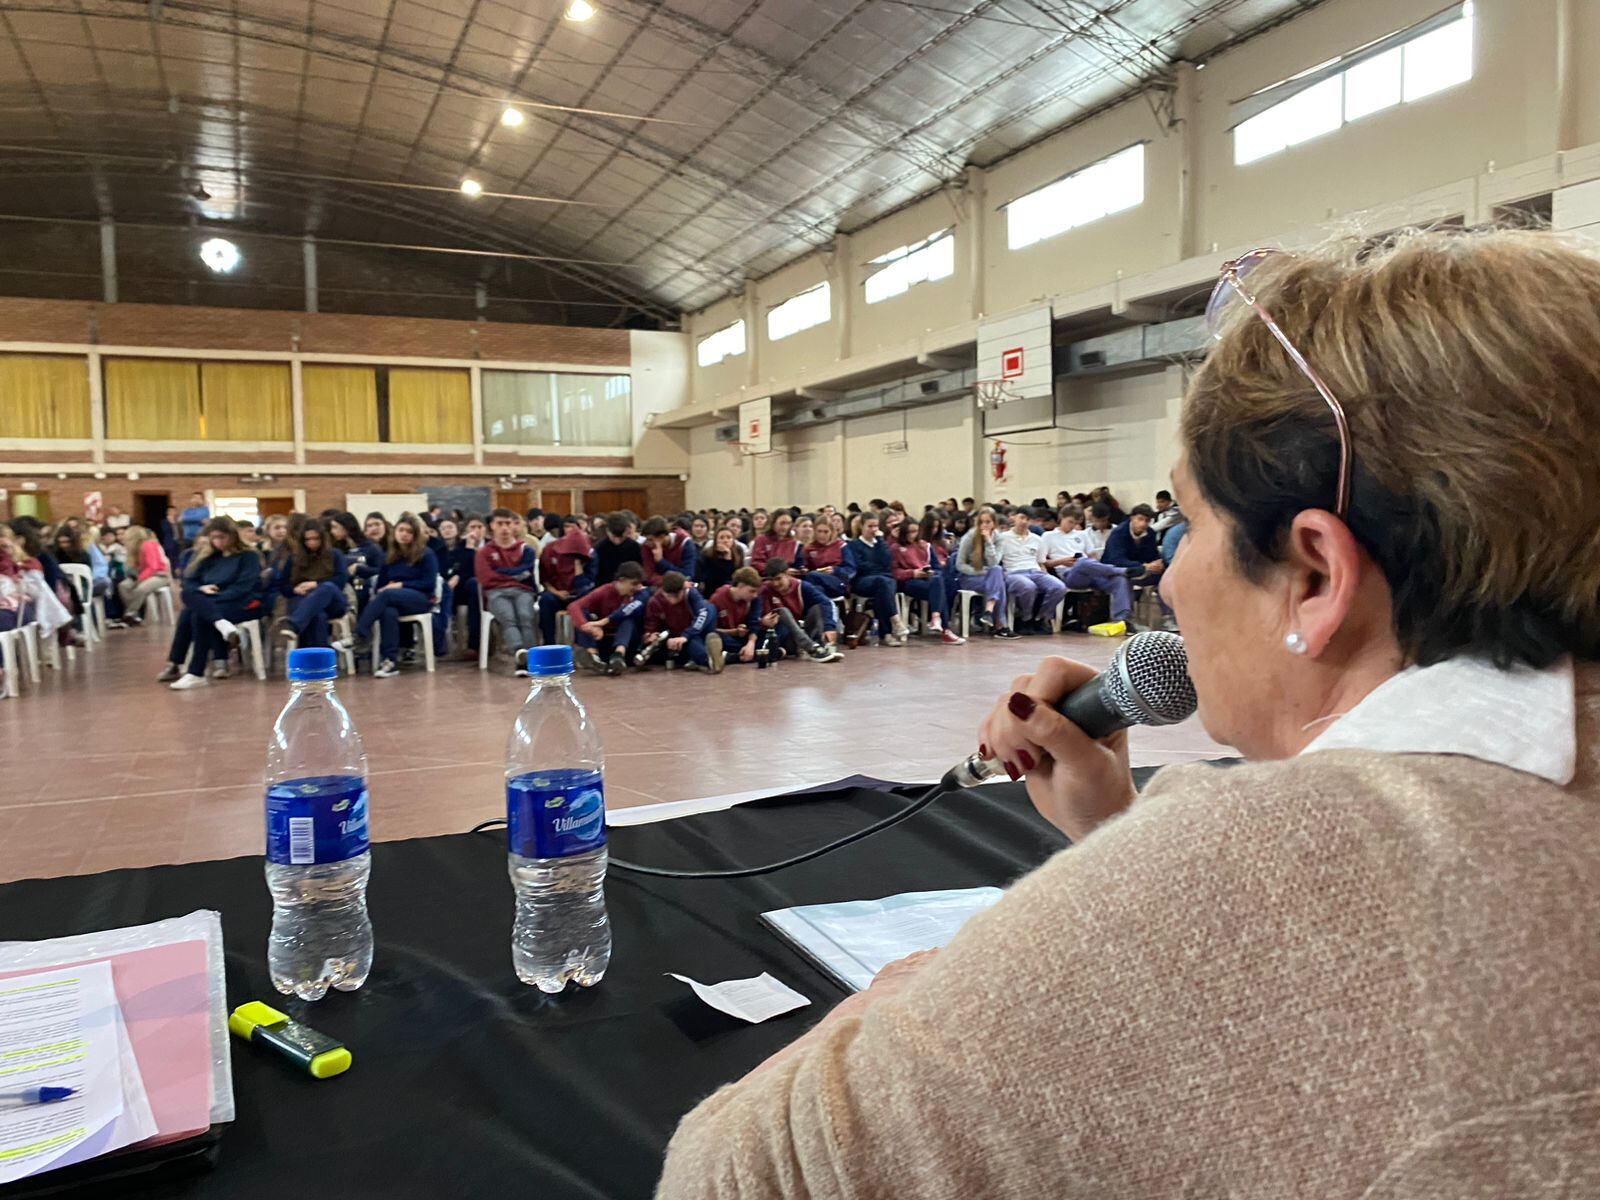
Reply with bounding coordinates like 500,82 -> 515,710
1285,631 -> 1308,656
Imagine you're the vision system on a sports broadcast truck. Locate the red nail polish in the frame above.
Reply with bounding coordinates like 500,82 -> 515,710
1017,750 -> 1035,772
1005,761 -> 1019,781
1008,692 -> 1036,720
979,743 -> 989,760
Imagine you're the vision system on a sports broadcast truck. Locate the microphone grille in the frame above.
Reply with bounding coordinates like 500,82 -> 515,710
1105,631 -> 1197,727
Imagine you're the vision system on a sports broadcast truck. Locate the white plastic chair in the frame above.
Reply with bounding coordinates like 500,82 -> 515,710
0,622 -> 25,698
17,620 -> 41,684
388,578 -> 441,674
956,588 -> 983,637
149,585 -> 176,624
477,592 -> 499,671
233,619 -> 268,681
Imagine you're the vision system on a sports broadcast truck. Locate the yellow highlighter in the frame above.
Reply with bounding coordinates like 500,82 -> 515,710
229,1001 -> 351,1080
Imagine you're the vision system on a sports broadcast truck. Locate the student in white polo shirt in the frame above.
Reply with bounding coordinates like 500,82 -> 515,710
1040,506 -> 1137,632
994,506 -> 1066,635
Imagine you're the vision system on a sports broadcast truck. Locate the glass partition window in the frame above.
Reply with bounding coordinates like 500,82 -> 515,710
483,371 -> 632,447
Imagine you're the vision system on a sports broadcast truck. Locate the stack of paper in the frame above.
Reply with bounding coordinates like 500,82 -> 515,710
0,912 -> 231,1186
761,887 -> 1004,992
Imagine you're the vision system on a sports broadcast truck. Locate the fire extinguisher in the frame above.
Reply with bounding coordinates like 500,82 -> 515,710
990,439 -> 1007,483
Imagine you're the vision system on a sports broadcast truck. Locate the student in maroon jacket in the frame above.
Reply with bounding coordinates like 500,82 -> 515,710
708,566 -> 763,665
641,516 -> 699,586
537,519 -> 594,646
802,519 -> 851,601
567,560 -> 648,676
758,559 -> 842,663
749,510 -> 801,576
476,508 -> 538,669
638,570 -> 718,672
890,517 -> 966,644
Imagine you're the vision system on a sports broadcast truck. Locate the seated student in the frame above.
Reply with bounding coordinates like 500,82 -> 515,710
328,512 -> 383,610
451,515 -> 487,658
567,560 -> 648,676
802,516 -> 850,602
592,512 -> 643,586
642,516 -> 699,586
845,512 -> 906,647
890,517 -> 965,644
995,506 -> 1067,635
1102,503 -> 1166,583
92,526 -> 129,624
159,517 -> 262,689
638,570 -> 718,672
477,507 -> 540,670
340,513 -> 437,678
271,518 -> 349,651
1082,501 -> 1114,557
693,526 -> 745,594
535,516 -> 593,646
1040,505 -> 1136,632
689,514 -> 711,550
116,525 -> 172,626
758,559 -> 843,663
954,507 -> 1011,637
749,510 -> 802,575
707,566 -> 762,665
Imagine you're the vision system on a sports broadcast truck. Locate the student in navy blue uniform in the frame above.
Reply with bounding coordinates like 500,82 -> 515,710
638,570 -> 717,672
592,512 -> 642,586
340,513 -> 437,678
328,512 -> 383,611
567,560 -> 648,676
271,518 -> 348,652
158,516 -> 263,689
429,516 -> 465,656
845,512 -> 905,647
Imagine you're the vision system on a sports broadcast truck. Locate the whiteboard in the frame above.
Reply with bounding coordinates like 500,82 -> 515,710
347,493 -> 427,523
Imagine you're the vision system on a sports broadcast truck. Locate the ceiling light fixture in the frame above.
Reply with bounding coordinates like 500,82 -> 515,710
500,106 -> 525,128
565,0 -> 596,21
460,178 -> 484,197
198,237 -> 240,273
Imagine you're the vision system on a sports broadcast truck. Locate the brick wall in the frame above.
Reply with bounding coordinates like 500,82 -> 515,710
0,296 -> 630,364
0,473 -> 686,524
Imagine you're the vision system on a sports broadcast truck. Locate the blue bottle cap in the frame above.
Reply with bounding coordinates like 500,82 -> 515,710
527,645 -> 574,676
287,647 -> 338,681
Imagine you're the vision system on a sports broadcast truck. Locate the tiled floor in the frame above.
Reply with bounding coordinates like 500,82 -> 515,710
0,622 -> 1232,883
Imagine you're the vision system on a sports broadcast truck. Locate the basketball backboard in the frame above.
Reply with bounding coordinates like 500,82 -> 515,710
977,306 -> 1053,401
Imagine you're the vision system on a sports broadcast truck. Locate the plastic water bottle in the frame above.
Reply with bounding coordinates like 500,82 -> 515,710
506,645 -> 611,992
264,647 -> 373,1001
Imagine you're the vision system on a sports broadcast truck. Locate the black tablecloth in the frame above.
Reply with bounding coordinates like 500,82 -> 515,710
0,772 -> 1160,1198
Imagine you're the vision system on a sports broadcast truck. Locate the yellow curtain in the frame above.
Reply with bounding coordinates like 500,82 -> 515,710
0,355 -> 91,438
199,362 -> 292,441
303,365 -> 379,442
389,368 -> 471,444
105,359 -> 201,440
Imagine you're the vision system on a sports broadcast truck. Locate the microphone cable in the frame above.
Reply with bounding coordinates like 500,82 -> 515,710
469,773 -> 954,880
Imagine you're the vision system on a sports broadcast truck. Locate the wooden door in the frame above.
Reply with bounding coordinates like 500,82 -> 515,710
495,490 -> 529,514
583,488 -> 649,516
538,488 -> 575,515
258,496 -> 294,518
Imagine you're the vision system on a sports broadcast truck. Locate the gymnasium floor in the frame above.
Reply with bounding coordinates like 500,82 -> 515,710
0,624 -> 1231,883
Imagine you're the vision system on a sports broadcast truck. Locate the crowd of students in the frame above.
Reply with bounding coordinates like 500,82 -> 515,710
0,484 -> 1183,694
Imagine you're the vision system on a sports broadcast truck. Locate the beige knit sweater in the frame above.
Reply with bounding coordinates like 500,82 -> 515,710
656,667 -> 1600,1199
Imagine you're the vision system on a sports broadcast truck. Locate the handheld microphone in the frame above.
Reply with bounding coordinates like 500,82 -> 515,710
942,631 -> 1197,789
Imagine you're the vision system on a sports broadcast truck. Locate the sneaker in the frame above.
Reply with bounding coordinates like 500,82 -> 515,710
707,634 -> 726,674
515,648 -> 529,672
890,616 -> 911,640
575,647 -> 606,674
606,652 -> 627,677
208,660 -> 231,680
681,661 -> 708,673
374,659 -> 400,678
806,643 -> 842,663
333,635 -> 354,651
170,673 -> 208,690
1161,615 -> 1180,633
156,663 -> 181,683
883,633 -> 907,647
995,627 -> 1022,640
123,614 -> 143,627
214,618 -> 239,647
940,627 -> 967,645
106,618 -> 128,630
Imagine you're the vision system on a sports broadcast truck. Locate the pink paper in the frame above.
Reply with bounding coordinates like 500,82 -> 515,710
0,939 -> 212,1143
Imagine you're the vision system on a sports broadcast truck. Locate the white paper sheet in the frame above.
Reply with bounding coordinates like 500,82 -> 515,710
667,973 -> 811,1023
0,960 -> 133,1185
761,887 -> 1005,992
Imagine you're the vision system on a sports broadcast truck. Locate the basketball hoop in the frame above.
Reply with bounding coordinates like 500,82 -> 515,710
974,379 -> 1017,410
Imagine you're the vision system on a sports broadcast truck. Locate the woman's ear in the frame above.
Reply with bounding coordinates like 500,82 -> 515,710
1282,510 -> 1366,658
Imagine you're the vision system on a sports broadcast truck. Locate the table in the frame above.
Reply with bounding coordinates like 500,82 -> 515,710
0,773 -> 1158,1198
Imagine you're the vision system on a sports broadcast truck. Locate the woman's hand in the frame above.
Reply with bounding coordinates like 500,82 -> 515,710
199,584 -> 219,595
978,656 -> 1137,841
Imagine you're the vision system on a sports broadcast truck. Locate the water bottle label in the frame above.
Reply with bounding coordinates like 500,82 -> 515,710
266,776 -> 370,866
507,770 -> 606,859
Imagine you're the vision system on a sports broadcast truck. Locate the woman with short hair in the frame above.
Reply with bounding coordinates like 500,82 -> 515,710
660,230 -> 1600,1198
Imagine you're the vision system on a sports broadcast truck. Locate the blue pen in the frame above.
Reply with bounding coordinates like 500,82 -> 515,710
0,1086 -> 76,1107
